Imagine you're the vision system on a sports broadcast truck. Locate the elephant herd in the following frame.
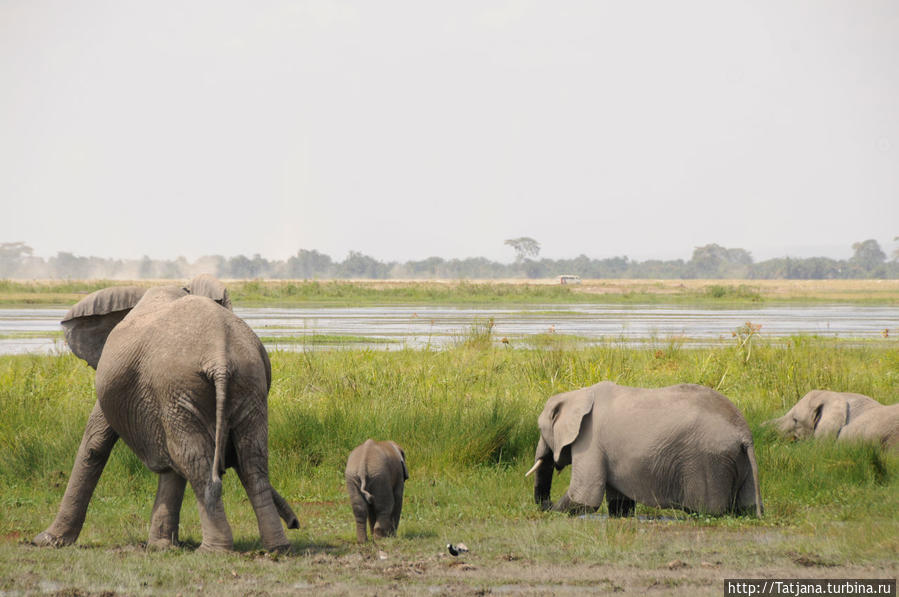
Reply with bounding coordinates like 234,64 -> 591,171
29,277 -> 898,552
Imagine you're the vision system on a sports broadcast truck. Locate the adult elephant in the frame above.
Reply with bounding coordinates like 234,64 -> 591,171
766,390 -> 898,450
33,276 -> 298,552
526,382 -> 763,517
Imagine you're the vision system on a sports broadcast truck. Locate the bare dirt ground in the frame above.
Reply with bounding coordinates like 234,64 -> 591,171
278,555 -> 896,596
6,542 -> 894,597
7,520 -> 895,597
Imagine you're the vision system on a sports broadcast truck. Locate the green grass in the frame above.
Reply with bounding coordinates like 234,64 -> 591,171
0,331 -> 64,340
1,339 -> 897,594
2,278 -> 897,307
702,284 -> 762,301
519,332 -> 593,350
258,334 -> 399,346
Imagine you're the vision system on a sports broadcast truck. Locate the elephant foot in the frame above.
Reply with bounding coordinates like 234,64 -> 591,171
147,537 -> 179,551
197,541 -> 233,554
566,504 -> 598,516
551,497 -> 596,516
265,542 -> 292,554
32,530 -> 75,548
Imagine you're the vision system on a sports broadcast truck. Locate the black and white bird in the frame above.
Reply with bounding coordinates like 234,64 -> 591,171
446,543 -> 469,556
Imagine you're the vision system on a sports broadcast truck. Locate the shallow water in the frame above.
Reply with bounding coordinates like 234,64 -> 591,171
0,303 -> 896,355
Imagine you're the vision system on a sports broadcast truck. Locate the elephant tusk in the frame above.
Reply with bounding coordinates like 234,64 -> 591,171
525,459 -> 543,478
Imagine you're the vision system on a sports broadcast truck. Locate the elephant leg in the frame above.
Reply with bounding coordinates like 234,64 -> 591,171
147,471 -> 187,549
606,486 -> 635,517
33,401 -> 118,547
551,491 -> 599,516
553,442 -> 606,516
354,515 -> 368,544
390,484 -> 404,535
372,498 -> 396,539
232,435 -> 290,552
346,478 -> 370,543
177,437 -> 233,552
187,473 -> 233,552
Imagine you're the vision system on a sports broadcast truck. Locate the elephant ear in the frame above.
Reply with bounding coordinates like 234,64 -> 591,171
390,442 -> 409,481
185,274 -> 232,310
811,393 -> 848,437
61,286 -> 148,369
541,388 -> 596,463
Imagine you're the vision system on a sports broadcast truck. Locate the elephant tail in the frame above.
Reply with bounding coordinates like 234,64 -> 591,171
743,439 -> 763,517
356,440 -> 374,504
359,477 -> 374,505
208,370 -> 229,505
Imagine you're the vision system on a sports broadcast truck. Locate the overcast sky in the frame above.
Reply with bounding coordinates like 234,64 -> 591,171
2,1 -> 897,264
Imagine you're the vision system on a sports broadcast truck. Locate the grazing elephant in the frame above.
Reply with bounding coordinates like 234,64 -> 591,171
345,439 -> 408,542
33,276 -> 299,552
766,390 -> 898,450
526,382 -> 763,517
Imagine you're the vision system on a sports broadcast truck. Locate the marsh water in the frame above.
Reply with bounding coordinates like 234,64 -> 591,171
1,304 -> 896,355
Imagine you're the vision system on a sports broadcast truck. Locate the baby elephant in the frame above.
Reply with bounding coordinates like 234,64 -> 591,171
345,439 -> 409,542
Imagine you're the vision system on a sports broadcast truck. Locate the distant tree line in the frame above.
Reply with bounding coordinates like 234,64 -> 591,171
1,239 -> 897,280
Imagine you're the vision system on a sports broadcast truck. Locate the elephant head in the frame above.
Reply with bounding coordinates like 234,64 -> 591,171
527,388 -> 595,508
184,274 -> 232,310
765,390 -> 881,440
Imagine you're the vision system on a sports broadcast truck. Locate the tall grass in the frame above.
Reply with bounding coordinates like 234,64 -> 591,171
1,338 -> 897,587
3,340 -> 896,481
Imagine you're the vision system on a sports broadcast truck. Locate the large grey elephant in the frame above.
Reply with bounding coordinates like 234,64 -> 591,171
345,439 -> 408,543
33,276 -> 299,552
527,382 -> 763,517
766,390 -> 899,450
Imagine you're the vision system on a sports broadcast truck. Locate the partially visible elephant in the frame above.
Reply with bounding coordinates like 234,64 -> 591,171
766,390 -> 898,450
183,273 -> 232,310
33,275 -> 298,552
527,382 -> 763,517
345,439 -> 408,542
838,404 -> 899,450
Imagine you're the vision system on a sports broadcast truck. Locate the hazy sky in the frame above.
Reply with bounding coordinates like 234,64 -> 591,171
2,1 -> 897,264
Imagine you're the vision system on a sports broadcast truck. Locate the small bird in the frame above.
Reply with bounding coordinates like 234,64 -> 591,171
447,543 -> 469,556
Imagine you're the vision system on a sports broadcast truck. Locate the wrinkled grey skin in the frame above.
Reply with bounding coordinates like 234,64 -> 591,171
33,276 -> 298,552
531,382 -> 763,517
345,439 -> 408,542
766,390 -> 898,450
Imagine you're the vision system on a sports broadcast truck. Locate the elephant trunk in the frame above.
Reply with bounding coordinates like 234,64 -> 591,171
762,414 -> 790,438
532,437 -> 555,508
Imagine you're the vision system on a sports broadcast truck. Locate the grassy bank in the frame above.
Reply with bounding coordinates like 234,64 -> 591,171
2,278 -> 898,307
1,338 -> 897,594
